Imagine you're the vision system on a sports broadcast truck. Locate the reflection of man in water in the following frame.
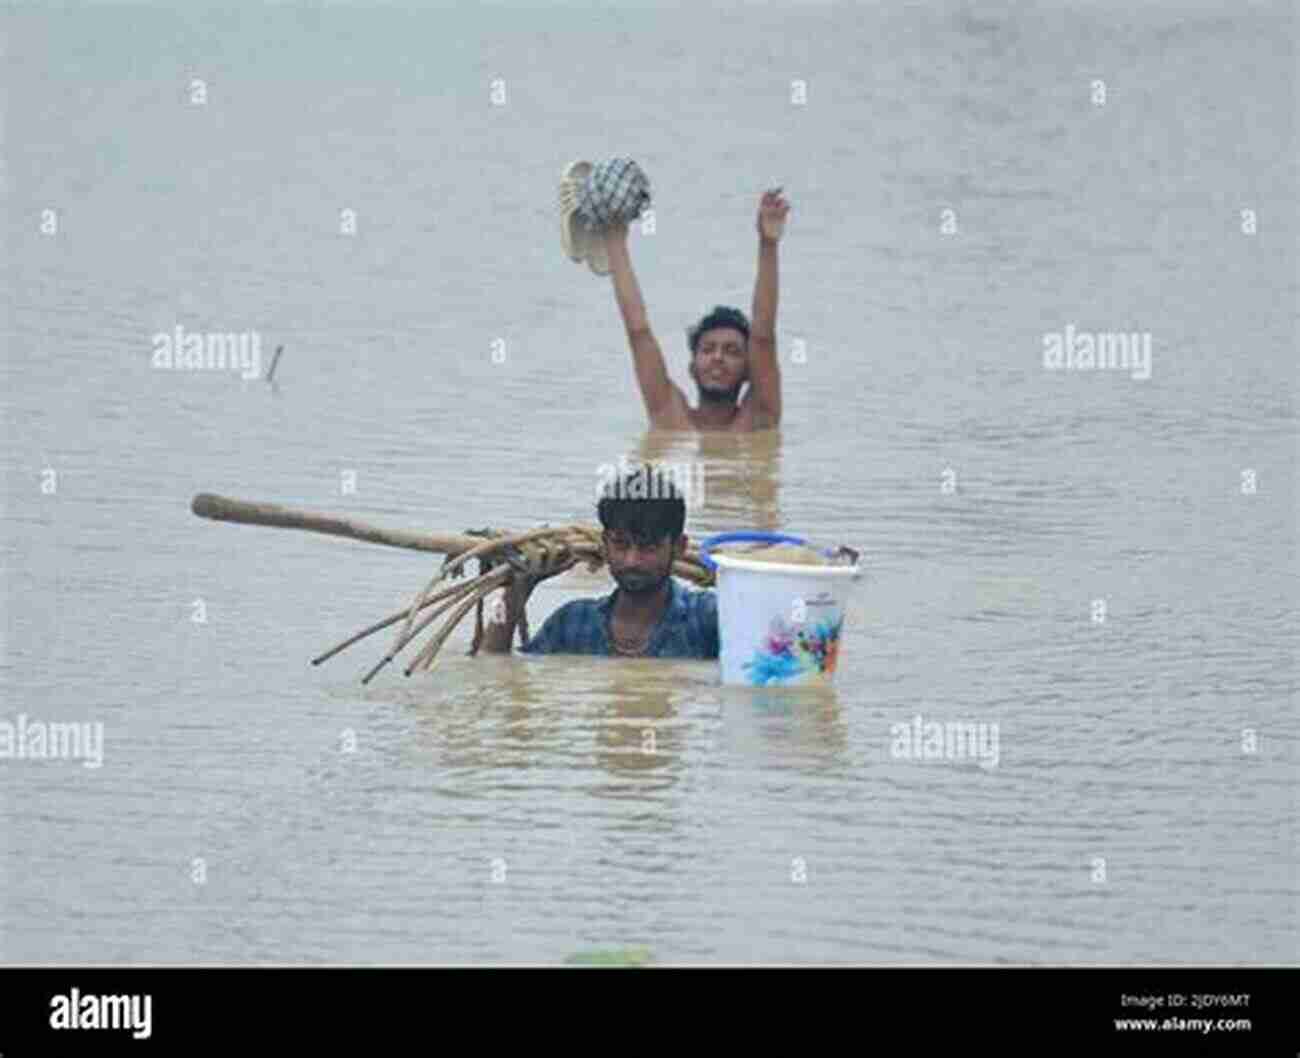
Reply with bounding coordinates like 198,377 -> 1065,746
602,189 -> 789,432
480,466 -> 718,658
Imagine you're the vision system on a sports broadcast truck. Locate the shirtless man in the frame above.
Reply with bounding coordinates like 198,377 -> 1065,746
603,188 -> 790,432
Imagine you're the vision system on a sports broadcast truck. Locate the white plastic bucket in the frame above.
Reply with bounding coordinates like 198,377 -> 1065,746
699,532 -> 863,687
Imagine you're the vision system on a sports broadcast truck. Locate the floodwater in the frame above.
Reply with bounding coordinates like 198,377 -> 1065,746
1,1 -> 1296,963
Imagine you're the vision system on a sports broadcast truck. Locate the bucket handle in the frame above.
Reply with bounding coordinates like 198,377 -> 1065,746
697,531 -> 808,572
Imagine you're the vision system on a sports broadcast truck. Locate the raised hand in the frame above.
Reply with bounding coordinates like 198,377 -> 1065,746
757,187 -> 791,243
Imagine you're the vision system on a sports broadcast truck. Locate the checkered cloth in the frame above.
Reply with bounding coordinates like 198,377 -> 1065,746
575,157 -> 651,230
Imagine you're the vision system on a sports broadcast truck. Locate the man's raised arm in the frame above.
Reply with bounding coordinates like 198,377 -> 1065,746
746,188 -> 789,429
603,224 -> 689,427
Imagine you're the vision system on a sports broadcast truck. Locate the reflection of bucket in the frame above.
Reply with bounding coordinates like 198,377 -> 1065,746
699,532 -> 863,687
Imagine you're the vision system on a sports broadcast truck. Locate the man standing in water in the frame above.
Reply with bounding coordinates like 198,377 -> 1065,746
480,465 -> 718,658
603,188 -> 790,432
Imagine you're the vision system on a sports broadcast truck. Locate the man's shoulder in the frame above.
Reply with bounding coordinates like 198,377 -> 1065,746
671,580 -> 718,633
674,581 -> 717,612
659,579 -> 718,659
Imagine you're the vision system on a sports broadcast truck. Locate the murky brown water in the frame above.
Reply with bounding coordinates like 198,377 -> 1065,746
2,1 -> 1296,964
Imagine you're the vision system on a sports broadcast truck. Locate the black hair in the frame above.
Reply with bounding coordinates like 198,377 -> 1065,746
597,464 -> 686,545
687,305 -> 750,355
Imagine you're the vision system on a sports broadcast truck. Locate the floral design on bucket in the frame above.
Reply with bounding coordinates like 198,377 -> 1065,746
742,615 -> 842,685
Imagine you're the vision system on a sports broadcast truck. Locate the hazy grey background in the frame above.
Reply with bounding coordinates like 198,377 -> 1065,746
1,0 -> 1296,963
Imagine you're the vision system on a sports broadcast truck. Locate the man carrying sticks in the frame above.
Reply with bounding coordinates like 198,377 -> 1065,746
603,188 -> 790,432
480,465 -> 718,658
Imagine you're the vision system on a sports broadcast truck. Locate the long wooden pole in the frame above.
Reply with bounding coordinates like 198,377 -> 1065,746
190,493 -> 485,557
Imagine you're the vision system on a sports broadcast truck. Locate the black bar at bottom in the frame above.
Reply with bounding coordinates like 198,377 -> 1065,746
0,966 -> 1294,1054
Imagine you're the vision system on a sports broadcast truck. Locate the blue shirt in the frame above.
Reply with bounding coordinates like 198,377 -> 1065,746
520,578 -> 719,659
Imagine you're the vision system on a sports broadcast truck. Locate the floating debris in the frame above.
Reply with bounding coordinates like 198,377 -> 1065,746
563,946 -> 655,967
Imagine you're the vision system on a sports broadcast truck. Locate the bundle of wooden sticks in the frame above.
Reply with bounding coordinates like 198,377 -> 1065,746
191,493 -> 715,682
